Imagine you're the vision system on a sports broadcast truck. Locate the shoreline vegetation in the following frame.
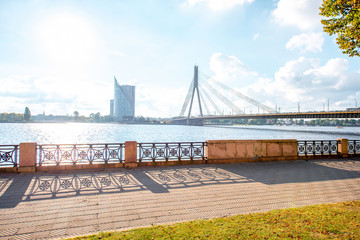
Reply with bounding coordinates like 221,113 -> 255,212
1,112 -> 360,126
0,107 -> 360,127
68,200 -> 360,240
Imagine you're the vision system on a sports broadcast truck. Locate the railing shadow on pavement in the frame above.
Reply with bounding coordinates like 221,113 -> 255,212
0,165 -> 254,208
219,158 -> 360,185
0,158 -> 359,208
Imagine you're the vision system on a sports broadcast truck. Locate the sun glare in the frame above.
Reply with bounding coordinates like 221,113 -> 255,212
36,12 -> 98,65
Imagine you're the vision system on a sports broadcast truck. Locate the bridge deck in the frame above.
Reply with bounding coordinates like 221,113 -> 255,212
169,111 -> 360,124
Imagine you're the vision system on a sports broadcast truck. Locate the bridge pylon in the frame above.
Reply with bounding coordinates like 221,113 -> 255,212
180,65 -> 203,118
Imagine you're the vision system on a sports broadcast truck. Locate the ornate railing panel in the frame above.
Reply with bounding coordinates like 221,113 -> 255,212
297,140 -> 339,156
348,140 -> 360,154
37,143 -> 124,166
138,142 -> 207,162
0,145 -> 19,167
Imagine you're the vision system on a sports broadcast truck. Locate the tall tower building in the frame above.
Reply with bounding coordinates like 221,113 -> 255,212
111,76 -> 135,121
110,99 -> 114,117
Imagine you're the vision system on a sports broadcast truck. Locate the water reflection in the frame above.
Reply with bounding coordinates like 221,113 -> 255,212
0,123 -> 359,145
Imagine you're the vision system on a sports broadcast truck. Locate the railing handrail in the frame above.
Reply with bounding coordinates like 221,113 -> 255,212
297,140 -> 340,142
1,140 -> 359,169
137,141 -> 207,162
38,143 -> 125,146
37,143 -> 124,166
297,140 -> 340,156
137,141 -> 207,145
0,145 -> 19,167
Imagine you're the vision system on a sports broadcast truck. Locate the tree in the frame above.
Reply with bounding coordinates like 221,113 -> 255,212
89,113 -> 95,122
24,107 -> 31,121
320,0 -> 360,57
73,111 -> 79,121
94,112 -> 101,122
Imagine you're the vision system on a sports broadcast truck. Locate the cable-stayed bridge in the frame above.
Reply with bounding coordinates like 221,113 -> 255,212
168,66 -> 360,125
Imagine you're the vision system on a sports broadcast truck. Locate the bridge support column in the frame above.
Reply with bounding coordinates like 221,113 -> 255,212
186,119 -> 203,126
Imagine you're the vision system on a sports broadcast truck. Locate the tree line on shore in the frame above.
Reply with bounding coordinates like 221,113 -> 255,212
0,109 -> 162,123
1,107 -> 359,126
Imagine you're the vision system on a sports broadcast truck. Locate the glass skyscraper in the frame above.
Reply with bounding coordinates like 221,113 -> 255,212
110,77 -> 135,121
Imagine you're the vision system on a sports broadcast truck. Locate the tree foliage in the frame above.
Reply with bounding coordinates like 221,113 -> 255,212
0,113 -> 24,122
24,107 -> 31,121
320,0 -> 360,57
73,111 -> 79,121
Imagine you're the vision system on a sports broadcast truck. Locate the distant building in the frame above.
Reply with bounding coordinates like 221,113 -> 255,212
110,76 -> 135,121
110,99 -> 114,117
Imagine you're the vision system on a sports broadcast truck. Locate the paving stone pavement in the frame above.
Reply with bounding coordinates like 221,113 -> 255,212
1,158 -> 360,240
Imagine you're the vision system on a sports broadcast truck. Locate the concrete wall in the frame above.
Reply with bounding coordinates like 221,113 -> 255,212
206,139 -> 298,163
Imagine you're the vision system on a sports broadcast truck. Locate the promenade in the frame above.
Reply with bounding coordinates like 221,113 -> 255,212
1,158 -> 360,240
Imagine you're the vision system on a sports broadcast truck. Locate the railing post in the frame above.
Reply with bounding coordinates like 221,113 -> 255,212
125,141 -> 138,168
338,138 -> 348,156
19,142 -> 37,172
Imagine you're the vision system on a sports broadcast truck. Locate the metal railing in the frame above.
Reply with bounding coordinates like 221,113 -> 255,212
348,140 -> 360,154
297,140 -> 339,156
138,142 -> 207,162
37,143 -> 124,166
0,145 -> 19,167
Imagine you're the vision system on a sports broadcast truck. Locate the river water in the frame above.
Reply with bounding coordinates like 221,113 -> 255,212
0,123 -> 359,145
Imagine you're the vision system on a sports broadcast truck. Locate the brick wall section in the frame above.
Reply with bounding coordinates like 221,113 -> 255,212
125,141 -> 138,168
19,142 -> 37,172
206,139 -> 298,163
338,138 -> 348,156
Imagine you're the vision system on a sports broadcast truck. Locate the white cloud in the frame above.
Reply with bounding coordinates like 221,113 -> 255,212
203,53 -> 360,112
184,0 -> 254,12
247,57 -> 360,111
253,33 -> 260,40
0,74 -> 111,116
272,0 -> 322,31
209,52 -> 258,83
136,84 -> 187,117
286,32 -> 324,52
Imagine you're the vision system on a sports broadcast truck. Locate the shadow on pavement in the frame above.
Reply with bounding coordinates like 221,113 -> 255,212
0,159 -> 359,208
219,159 -> 360,185
0,174 -> 33,208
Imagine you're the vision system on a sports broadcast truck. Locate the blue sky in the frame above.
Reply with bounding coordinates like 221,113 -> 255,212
0,0 -> 359,117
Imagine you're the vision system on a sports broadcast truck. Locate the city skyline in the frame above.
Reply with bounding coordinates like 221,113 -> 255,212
0,0 -> 359,117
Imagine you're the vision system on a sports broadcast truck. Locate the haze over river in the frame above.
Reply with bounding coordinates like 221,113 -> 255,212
0,123 -> 359,145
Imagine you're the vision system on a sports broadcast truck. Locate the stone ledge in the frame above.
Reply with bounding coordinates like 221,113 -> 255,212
138,159 -> 206,167
36,163 -> 125,172
18,166 -> 36,172
124,162 -> 138,168
0,167 -> 18,173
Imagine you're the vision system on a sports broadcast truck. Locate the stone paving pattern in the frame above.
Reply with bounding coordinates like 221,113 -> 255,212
1,158 -> 360,239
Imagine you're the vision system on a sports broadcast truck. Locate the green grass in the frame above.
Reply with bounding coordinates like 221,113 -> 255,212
68,201 -> 360,239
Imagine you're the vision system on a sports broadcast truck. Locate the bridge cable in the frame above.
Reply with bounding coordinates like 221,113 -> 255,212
179,77 -> 194,117
199,77 -> 243,114
198,83 -> 222,115
198,89 -> 211,116
200,72 -> 276,113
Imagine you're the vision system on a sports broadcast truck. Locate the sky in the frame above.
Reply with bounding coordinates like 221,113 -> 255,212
0,0 -> 359,118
